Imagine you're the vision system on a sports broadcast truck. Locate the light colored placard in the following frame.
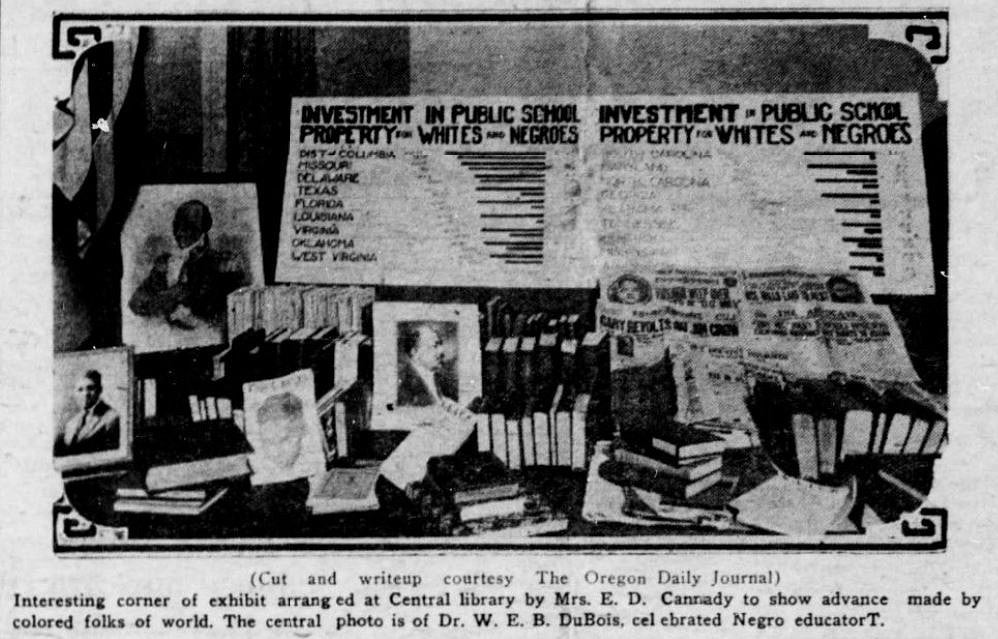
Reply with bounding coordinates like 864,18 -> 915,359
277,96 -> 590,287
591,93 -> 933,295
278,94 -> 933,295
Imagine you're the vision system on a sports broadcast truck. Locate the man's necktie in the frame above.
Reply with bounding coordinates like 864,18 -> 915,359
69,410 -> 88,446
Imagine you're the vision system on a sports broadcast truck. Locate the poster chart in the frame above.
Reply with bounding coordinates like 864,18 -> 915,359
276,94 -> 934,295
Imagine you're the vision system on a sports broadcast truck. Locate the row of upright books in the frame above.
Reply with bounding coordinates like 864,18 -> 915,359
475,326 -> 611,471
212,326 -> 371,401
748,377 -> 947,482
482,296 -> 588,344
227,284 -> 374,341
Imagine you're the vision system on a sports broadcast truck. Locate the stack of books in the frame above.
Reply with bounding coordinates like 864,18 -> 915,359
114,479 -> 230,516
424,452 -> 568,537
111,415 -> 253,516
136,417 -> 253,494
611,424 -> 728,503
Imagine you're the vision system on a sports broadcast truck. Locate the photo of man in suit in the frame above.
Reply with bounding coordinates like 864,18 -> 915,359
397,322 -> 459,407
54,369 -> 121,457
128,199 -> 246,330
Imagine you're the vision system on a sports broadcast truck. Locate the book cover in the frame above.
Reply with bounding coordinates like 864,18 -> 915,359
137,415 -> 253,491
459,495 -> 528,523
651,424 -> 726,459
114,486 -> 230,516
145,454 -> 250,492
306,464 -> 380,515
613,446 -> 723,481
243,369 -> 327,485
426,452 -> 521,506
599,458 -> 723,499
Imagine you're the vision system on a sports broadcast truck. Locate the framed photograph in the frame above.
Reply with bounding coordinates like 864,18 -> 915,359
372,302 -> 481,428
243,370 -> 327,485
53,347 -> 133,473
121,183 -> 264,353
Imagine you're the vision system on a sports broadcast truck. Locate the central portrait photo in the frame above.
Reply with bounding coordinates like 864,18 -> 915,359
372,302 -> 482,428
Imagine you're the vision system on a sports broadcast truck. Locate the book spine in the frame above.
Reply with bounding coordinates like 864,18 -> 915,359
143,378 -> 157,418
533,411 -> 550,466
921,420 -> 947,454
334,401 -> 349,459
475,411 -> 492,453
571,393 -> 590,469
840,409 -> 873,460
490,413 -> 508,465
546,384 -> 564,466
216,397 -> 232,420
555,409 -> 572,467
506,417 -> 522,470
881,414 -> 911,454
815,416 -> 838,476
521,413 -> 536,467
902,418 -> 930,454
870,413 -> 890,454
791,413 -> 819,479
145,455 -> 249,492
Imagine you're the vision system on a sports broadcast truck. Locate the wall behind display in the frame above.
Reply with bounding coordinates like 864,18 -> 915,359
54,22 -> 946,391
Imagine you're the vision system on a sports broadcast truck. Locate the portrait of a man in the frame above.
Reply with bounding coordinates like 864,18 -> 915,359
54,370 -> 120,458
243,369 -> 327,485
53,347 -> 133,472
396,321 -> 459,407
255,392 -> 307,470
121,183 -> 264,353
826,275 -> 865,304
607,274 -> 652,305
128,199 -> 245,329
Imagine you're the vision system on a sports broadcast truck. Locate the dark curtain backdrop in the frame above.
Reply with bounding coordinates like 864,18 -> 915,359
227,26 -> 408,281
54,32 -> 147,350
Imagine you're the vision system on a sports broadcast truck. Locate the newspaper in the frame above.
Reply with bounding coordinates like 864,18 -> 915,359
3,5 -> 994,639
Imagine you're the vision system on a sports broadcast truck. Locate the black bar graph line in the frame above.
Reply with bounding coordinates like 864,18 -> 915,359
446,151 -> 545,157
475,187 -> 546,192
803,151 -> 877,159
477,199 -> 545,204
849,251 -> 884,261
806,163 -> 877,169
814,178 -> 879,184
481,213 -> 545,218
